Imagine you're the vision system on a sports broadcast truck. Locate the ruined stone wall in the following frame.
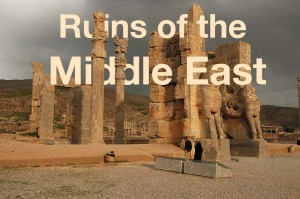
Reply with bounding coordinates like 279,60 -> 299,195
29,61 -> 78,144
66,85 -> 92,144
149,32 -> 181,143
149,4 -> 206,143
38,76 -> 55,144
148,4 -> 263,144
30,62 -> 43,132
29,11 -> 106,145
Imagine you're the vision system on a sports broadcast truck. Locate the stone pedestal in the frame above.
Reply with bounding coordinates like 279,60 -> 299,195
200,139 -> 231,161
41,138 -> 55,145
230,139 -> 269,158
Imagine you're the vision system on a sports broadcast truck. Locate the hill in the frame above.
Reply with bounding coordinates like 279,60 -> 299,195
0,79 -> 149,134
260,105 -> 298,131
0,80 -> 298,133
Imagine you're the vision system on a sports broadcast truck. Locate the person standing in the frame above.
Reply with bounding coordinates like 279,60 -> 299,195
184,136 -> 192,160
194,139 -> 203,161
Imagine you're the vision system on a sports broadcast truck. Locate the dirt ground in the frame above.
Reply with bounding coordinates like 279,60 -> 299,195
1,154 -> 299,199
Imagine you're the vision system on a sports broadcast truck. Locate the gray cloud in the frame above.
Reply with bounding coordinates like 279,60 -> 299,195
0,0 -> 299,107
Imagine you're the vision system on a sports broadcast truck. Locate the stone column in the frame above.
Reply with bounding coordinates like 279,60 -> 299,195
181,4 -> 206,138
90,11 -> 107,144
39,77 -> 55,144
67,85 -> 92,144
114,35 -> 128,144
298,74 -> 300,129
29,62 -> 43,132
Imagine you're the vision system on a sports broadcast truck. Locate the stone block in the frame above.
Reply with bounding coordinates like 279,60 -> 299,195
168,54 -> 181,65
150,84 -> 175,103
179,38 -> 189,51
175,78 -> 187,100
174,100 -> 185,119
155,157 -> 184,173
166,44 -> 180,58
148,120 -> 169,137
183,160 -> 232,178
223,118 -> 251,139
200,139 -> 231,161
149,102 -> 175,121
180,50 -> 191,64
149,31 -> 166,47
168,119 -> 184,139
230,139 -> 269,158
155,157 -> 232,178
177,64 -> 187,79
149,69 -> 174,85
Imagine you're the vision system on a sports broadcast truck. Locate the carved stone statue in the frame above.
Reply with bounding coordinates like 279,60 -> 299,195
220,84 -> 263,139
199,64 -> 225,139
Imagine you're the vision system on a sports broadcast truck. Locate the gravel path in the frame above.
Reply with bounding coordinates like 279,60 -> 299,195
1,154 -> 299,199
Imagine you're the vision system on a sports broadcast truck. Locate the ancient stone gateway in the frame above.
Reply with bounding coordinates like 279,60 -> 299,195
29,11 -> 108,145
148,4 -> 268,160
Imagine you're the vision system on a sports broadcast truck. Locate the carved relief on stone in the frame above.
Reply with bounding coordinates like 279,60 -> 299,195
92,12 -> 107,40
198,64 -> 225,139
114,35 -> 128,54
220,84 -> 263,139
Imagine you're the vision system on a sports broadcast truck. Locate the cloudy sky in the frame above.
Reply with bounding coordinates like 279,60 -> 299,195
0,0 -> 299,107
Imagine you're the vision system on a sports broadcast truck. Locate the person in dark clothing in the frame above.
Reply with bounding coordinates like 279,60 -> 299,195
184,136 -> 192,160
194,139 -> 203,161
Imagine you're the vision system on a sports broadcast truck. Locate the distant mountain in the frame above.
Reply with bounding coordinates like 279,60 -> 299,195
0,79 -> 149,134
260,105 -> 298,131
0,80 -> 298,132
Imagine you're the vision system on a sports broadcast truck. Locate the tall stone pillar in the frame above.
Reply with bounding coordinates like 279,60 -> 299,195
67,85 -> 92,144
114,36 -> 128,144
298,74 -> 300,129
29,62 -> 43,132
39,77 -> 55,144
90,11 -> 107,144
182,4 -> 206,138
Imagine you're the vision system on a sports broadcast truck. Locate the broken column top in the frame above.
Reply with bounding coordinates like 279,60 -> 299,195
92,11 -> 107,40
31,61 -> 43,72
215,41 -> 250,57
114,35 -> 128,53
189,3 -> 204,23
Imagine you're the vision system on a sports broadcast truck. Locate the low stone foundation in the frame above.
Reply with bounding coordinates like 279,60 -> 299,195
230,139 -> 269,157
104,136 -> 150,144
155,157 -> 232,178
